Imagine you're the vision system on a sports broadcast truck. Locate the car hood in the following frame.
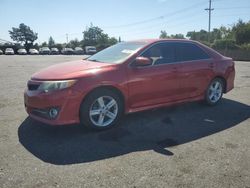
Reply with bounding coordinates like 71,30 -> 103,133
31,60 -> 115,80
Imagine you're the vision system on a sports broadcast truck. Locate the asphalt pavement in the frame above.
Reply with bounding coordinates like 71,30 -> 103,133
0,55 -> 249,188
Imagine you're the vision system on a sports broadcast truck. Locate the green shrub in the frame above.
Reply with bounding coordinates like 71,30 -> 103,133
240,43 -> 250,50
212,39 -> 239,50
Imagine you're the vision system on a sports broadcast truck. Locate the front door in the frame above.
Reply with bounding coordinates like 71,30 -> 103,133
127,42 -> 183,109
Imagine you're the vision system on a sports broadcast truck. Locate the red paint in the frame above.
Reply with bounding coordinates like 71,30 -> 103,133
24,39 -> 235,125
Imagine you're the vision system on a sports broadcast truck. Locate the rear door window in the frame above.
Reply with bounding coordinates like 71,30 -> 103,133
175,43 -> 210,62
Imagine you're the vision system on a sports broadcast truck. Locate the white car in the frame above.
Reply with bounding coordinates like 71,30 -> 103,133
85,46 -> 97,55
51,48 -> 59,55
17,48 -> 27,55
5,48 -> 14,55
29,49 -> 39,55
61,48 -> 74,55
74,47 -> 84,55
39,47 -> 50,55
0,49 -> 3,55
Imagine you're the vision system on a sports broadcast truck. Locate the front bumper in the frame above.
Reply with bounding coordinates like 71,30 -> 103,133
24,87 -> 84,125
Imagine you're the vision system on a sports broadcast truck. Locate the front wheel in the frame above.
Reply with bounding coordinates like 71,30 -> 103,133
80,89 -> 123,130
205,78 -> 224,105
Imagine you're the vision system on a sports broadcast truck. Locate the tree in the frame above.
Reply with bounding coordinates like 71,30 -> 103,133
210,28 -> 222,42
83,24 -> 105,46
170,34 -> 185,39
160,31 -> 185,39
9,23 -> 38,49
108,37 -> 118,46
41,42 -> 47,47
83,24 -> 117,49
159,30 -> 168,39
219,26 -> 232,39
186,30 -> 208,41
232,20 -> 250,44
48,36 -> 55,48
54,43 -> 64,51
66,38 -> 80,48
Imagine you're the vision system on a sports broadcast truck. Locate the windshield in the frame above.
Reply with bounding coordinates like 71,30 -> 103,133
87,42 -> 147,64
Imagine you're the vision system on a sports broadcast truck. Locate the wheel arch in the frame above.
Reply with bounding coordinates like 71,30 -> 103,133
80,85 -> 126,112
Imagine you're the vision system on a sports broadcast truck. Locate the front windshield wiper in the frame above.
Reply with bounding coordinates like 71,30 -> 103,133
87,59 -> 100,62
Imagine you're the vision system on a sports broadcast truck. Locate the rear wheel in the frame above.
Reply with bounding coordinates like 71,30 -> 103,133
80,89 -> 123,130
205,78 -> 224,105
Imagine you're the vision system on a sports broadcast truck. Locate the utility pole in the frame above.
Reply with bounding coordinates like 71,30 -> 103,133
66,33 -> 68,43
205,0 -> 214,43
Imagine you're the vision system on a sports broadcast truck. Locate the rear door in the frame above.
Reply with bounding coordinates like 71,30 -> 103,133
175,42 -> 214,98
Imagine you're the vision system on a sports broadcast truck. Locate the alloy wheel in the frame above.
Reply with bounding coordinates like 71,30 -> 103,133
208,80 -> 223,103
89,96 -> 118,127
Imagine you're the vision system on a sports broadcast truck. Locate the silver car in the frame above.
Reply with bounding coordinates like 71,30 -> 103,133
5,48 -> 14,55
39,47 -> 50,55
74,47 -> 84,55
29,49 -> 39,55
17,48 -> 27,55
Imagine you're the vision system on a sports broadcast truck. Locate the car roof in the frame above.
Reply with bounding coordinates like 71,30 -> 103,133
129,38 -> 198,44
131,39 -> 223,59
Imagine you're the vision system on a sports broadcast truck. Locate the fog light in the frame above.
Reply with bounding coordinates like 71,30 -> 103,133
49,108 -> 58,119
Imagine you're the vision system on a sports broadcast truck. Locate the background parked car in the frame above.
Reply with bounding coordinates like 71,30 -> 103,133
17,48 -> 27,55
74,47 -> 84,55
39,47 -> 50,55
61,48 -> 74,55
85,46 -> 97,55
29,49 -> 39,55
5,48 -> 14,55
51,48 -> 59,55
0,49 -> 3,55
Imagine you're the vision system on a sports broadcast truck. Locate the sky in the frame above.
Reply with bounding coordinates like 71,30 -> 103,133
0,0 -> 249,44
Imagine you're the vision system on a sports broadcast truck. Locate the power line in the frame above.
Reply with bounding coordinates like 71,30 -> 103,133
101,0 -> 207,29
215,6 -> 250,10
118,10 -> 249,39
51,2 -> 207,41
114,10 -> 204,35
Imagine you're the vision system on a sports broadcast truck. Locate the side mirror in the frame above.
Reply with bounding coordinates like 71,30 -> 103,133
134,57 -> 152,67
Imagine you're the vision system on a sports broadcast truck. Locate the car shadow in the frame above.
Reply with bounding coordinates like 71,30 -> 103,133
18,98 -> 250,165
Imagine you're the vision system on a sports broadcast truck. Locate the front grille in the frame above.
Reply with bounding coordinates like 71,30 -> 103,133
28,83 -> 40,91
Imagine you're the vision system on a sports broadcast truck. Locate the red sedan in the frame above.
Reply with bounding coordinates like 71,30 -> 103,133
24,39 -> 235,130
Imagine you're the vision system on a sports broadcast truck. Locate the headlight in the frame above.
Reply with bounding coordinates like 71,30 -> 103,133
38,80 -> 77,92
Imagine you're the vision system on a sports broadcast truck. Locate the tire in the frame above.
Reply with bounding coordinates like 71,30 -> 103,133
205,78 -> 224,106
80,88 -> 123,130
